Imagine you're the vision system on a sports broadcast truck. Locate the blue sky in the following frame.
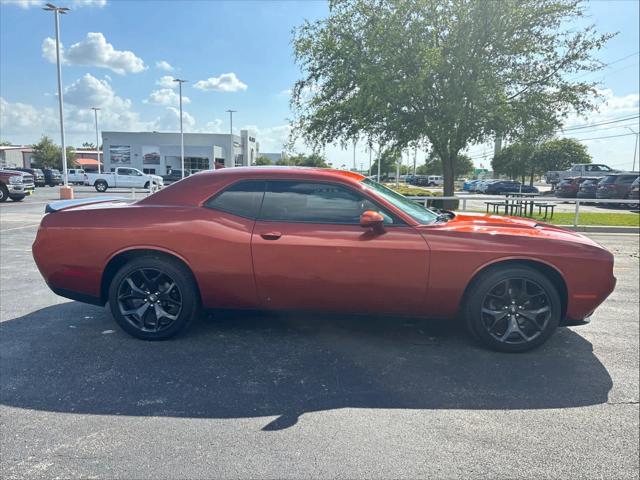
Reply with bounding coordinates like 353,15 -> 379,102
0,0 -> 638,169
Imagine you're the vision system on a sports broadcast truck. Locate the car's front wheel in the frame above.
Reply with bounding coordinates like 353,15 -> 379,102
108,256 -> 199,340
464,266 -> 561,352
0,185 -> 8,203
10,195 -> 25,202
95,180 -> 108,192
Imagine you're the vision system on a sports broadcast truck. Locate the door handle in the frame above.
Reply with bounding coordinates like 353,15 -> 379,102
260,232 -> 282,240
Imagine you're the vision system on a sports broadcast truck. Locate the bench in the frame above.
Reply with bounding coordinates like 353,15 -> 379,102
534,202 -> 556,219
485,201 -> 506,214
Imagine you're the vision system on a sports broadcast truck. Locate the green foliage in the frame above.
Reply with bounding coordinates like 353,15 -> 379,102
532,138 -> 592,172
277,152 -> 329,168
417,153 -> 474,177
291,0 -> 613,197
492,137 -> 592,183
31,136 -> 76,169
254,156 -> 273,166
0,140 -> 12,146
81,142 -> 96,149
370,148 -> 400,179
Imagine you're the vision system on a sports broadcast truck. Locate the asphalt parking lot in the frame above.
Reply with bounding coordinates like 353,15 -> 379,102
1,188 -> 639,479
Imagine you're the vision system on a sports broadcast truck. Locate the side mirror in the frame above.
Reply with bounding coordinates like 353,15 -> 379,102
360,210 -> 385,232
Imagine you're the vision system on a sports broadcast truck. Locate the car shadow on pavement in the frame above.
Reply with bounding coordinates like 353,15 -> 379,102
1,302 -> 612,431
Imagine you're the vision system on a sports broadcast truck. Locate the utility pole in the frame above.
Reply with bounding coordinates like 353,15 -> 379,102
368,142 -> 372,176
226,109 -> 236,168
173,78 -> 187,177
91,107 -> 101,173
43,3 -> 70,195
413,146 -> 417,175
627,127 -> 638,171
353,140 -> 356,171
377,148 -> 381,182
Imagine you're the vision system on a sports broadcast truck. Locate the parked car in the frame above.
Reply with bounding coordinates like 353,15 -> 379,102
577,178 -> 601,200
161,169 -> 188,185
485,181 -> 539,195
0,169 -> 35,202
555,177 -> 597,198
463,179 -> 481,191
628,177 -> 639,206
67,168 -> 86,185
84,167 -> 164,192
10,167 -> 45,187
43,168 -> 63,187
412,175 -> 429,186
33,167 -> 616,353
544,163 -> 617,188
596,173 -> 639,202
423,175 -> 442,187
476,179 -> 500,193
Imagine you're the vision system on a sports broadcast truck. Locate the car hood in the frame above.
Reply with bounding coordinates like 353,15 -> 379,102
420,212 -> 601,247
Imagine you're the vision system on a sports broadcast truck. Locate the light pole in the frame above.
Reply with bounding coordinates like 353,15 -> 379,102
368,142 -> 372,176
627,127 -> 638,171
226,110 -> 236,167
173,78 -> 187,177
43,3 -> 70,193
353,141 -> 356,171
91,107 -> 101,173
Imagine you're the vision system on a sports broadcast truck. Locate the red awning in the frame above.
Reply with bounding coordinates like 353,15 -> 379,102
75,158 -> 101,166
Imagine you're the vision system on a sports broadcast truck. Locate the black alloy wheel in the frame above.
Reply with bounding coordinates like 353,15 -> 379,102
464,266 -> 560,352
109,256 -> 199,340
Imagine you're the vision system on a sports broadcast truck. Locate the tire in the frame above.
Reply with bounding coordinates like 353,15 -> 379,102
95,180 -> 108,192
144,181 -> 150,189
108,255 -> 199,340
463,266 -> 561,353
10,195 -> 25,202
0,184 -> 8,203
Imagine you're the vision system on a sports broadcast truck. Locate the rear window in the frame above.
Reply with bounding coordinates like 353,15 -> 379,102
204,180 -> 265,219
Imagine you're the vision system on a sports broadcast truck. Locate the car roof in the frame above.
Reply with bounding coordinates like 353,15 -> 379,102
140,167 -> 367,207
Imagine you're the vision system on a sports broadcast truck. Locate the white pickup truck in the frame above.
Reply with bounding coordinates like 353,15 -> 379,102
544,163 -> 618,188
84,167 -> 164,192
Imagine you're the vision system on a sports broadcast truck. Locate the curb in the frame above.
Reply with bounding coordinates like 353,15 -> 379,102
558,225 -> 640,234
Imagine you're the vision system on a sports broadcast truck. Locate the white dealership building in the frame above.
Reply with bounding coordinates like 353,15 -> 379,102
101,130 -> 259,175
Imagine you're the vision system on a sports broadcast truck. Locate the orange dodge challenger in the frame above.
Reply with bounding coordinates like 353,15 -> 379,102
33,167 -> 616,352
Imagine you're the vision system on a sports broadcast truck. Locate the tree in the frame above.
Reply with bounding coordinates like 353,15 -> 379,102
31,136 -> 76,169
533,138 -> 592,173
82,142 -> 96,149
418,153 -> 474,177
277,152 -> 329,168
0,140 -> 12,146
291,0 -> 613,200
370,148 -> 400,179
254,156 -> 273,165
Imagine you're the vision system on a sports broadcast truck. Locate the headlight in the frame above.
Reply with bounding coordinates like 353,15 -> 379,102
9,176 -> 23,184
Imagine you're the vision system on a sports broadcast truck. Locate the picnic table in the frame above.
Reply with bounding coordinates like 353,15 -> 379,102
505,192 -> 540,216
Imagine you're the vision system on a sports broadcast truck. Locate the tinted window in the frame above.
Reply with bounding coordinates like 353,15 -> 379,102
618,175 -> 638,184
600,175 -> 617,184
205,180 -> 265,219
260,181 -> 395,224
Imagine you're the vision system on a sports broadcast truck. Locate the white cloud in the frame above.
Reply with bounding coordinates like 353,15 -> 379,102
156,75 -> 177,89
145,88 -> 190,106
152,107 -> 196,132
2,0 -> 106,7
42,32 -> 146,75
193,73 -> 248,92
202,118 -> 224,133
0,97 -> 58,134
242,124 -> 291,152
155,60 -> 174,72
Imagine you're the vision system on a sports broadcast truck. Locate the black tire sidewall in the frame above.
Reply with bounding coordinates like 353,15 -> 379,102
108,256 -> 199,340
95,181 -> 107,192
464,266 -> 561,353
10,195 -> 25,202
0,185 -> 8,202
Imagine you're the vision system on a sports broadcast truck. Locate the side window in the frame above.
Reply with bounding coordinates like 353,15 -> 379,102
619,175 -> 637,184
117,168 -> 130,175
204,180 -> 265,219
259,181 -> 396,224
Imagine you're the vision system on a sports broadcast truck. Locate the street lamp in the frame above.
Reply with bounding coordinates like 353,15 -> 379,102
91,107 -> 101,173
226,110 -> 236,167
173,78 -> 187,178
627,127 -> 638,172
43,3 -> 70,193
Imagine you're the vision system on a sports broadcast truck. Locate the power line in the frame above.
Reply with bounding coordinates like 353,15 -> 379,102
568,132 -> 637,141
561,115 -> 639,132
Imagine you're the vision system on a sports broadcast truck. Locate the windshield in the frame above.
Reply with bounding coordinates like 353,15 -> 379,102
362,178 -> 439,224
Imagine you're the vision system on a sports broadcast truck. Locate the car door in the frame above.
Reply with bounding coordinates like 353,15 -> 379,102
251,180 -> 430,315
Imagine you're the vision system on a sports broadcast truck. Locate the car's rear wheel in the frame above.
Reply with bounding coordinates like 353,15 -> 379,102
108,256 -> 199,340
95,180 -> 108,192
464,266 -> 560,353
